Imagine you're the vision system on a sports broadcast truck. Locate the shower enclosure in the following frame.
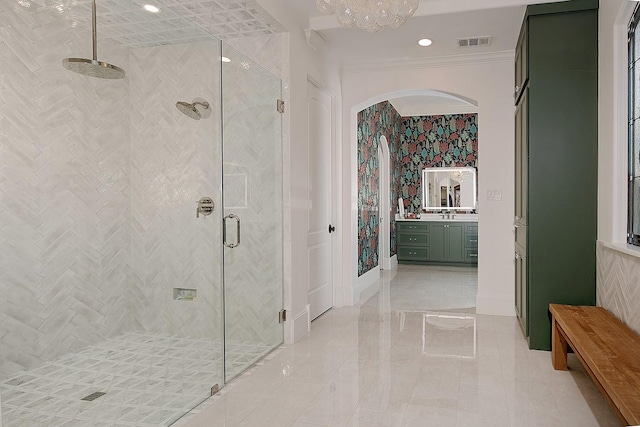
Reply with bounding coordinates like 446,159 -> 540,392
0,1 -> 283,425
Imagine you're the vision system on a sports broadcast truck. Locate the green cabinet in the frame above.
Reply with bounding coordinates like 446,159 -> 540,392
514,0 -> 598,350
397,221 -> 477,266
429,223 -> 464,263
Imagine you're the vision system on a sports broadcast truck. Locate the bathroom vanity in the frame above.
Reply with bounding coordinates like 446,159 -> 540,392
396,214 -> 478,266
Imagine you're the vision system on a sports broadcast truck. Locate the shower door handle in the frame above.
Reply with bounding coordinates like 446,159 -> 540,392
223,214 -> 241,248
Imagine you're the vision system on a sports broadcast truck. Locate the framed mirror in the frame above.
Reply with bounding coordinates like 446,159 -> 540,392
422,167 -> 477,211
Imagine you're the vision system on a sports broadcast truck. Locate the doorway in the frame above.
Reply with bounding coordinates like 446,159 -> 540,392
307,79 -> 334,320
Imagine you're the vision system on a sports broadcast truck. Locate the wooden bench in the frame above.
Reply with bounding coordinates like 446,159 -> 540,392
550,304 -> 640,426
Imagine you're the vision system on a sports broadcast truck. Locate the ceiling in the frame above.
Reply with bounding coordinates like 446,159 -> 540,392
17,0 -> 283,48
282,0 -> 566,113
281,0 -> 570,66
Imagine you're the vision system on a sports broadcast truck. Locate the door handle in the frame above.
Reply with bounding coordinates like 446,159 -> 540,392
223,214 -> 241,248
328,224 -> 336,233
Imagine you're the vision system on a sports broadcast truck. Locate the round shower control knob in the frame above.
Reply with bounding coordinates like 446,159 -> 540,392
196,197 -> 214,218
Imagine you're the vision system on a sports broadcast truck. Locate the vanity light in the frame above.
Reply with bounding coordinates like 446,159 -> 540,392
143,4 -> 161,13
418,38 -> 433,47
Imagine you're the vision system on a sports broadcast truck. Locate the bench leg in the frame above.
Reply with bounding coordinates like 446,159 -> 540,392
551,314 -> 568,370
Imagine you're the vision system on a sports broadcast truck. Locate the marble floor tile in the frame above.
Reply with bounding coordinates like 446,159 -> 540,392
184,265 -> 620,427
3,265 -> 621,426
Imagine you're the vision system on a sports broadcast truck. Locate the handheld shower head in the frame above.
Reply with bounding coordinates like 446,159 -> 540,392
176,100 -> 210,120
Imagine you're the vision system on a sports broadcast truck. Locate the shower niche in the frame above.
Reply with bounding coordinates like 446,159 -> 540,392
0,2 -> 284,425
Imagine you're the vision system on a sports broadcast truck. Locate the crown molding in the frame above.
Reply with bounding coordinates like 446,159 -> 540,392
342,50 -> 514,74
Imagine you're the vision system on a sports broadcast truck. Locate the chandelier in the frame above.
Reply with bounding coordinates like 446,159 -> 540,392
316,0 -> 420,33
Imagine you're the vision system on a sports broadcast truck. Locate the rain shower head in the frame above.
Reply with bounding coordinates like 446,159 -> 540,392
63,58 -> 125,79
62,0 -> 125,79
176,100 -> 210,120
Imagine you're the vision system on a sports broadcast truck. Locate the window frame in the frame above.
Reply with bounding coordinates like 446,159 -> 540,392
628,4 -> 640,246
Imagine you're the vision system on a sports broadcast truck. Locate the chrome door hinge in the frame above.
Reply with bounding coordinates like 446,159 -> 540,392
278,309 -> 287,323
277,99 -> 285,114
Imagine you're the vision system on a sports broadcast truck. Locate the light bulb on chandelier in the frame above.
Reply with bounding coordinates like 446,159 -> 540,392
316,0 -> 420,32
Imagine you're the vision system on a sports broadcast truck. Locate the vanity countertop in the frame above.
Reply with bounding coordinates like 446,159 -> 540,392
395,213 -> 478,222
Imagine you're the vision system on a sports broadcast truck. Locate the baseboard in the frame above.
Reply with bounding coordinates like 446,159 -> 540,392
289,304 -> 311,342
353,267 -> 380,305
388,254 -> 398,270
476,293 -> 516,316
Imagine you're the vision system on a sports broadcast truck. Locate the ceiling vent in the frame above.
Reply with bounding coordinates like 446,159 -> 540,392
457,36 -> 492,48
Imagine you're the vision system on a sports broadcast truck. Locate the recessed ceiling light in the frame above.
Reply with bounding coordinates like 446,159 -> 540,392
143,4 -> 161,13
418,38 -> 433,47
221,57 -> 231,63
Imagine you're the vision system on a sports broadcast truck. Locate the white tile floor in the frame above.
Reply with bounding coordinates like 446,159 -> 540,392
0,333 -> 272,426
183,265 -> 620,427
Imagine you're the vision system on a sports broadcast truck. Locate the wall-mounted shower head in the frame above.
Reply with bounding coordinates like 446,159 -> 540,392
176,100 -> 210,120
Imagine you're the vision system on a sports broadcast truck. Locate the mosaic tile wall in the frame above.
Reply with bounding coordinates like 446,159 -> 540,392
400,114 -> 478,212
596,243 -> 640,335
357,101 -> 403,276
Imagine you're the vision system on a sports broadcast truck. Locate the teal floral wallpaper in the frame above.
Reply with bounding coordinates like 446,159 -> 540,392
357,109 -> 478,277
400,114 -> 478,212
357,101 -> 403,277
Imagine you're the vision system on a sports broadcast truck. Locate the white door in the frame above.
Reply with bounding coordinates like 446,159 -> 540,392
307,80 -> 333,320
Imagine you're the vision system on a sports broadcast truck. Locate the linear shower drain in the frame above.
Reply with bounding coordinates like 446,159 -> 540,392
81,391 -> 106,401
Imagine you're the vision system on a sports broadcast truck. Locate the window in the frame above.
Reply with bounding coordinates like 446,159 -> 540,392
629,4 -> 640,245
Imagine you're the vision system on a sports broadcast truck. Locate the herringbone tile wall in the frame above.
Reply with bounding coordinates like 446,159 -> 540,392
0,3 -> 132,380
0,1 -> 284,389
597,242 -> 640,335
128,41 -> 224,341
225,33 -> 284,79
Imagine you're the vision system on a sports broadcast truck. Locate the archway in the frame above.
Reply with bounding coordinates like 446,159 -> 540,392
348,88 -> 478,304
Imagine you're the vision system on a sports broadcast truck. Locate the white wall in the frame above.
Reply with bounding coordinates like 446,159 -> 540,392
598,0 -> 629,244
256,0 -> 344,342
341,54 -> 516,315
595,0 -> 640,331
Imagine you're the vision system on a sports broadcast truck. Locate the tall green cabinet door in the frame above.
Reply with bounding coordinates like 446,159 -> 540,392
447,224 -> 465,262
429,223 -> 446,261
514,0 -> 598,351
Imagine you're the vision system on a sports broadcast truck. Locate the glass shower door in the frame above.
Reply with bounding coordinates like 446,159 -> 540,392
221,44 -> 284,382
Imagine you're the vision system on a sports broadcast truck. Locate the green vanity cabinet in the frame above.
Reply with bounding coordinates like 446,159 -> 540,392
397,221 -> 477,266
397,222 -> 429,262
513,0 -> 598,350
429,223 -> 464,263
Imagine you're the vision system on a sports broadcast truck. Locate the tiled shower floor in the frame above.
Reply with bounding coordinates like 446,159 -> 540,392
1,333 -> 273,426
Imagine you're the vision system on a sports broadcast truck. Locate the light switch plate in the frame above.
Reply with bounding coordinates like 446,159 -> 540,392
486,189 -> 502,201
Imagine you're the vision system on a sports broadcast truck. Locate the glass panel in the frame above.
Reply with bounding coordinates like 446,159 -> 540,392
635,64 -> 640,119
634,120 -> 640,177
631,9 -> 640,245
0,2 -> 224,424
221,44 -> 283,382
633,178 -> 640,236
635,19 -> 640,61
